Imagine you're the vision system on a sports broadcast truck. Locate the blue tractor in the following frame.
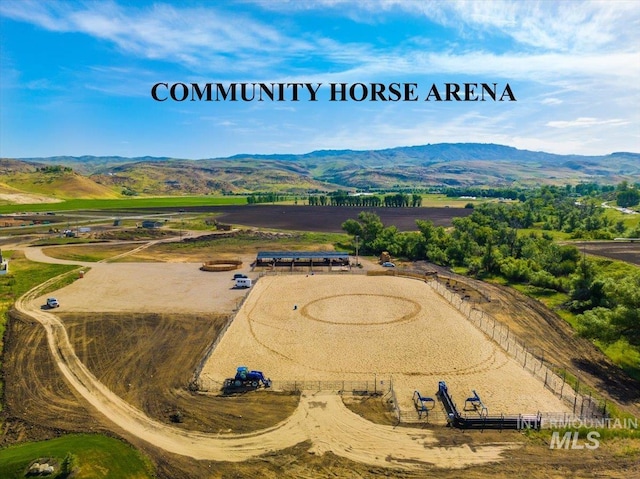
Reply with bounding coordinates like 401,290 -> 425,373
223,366 -> 272,392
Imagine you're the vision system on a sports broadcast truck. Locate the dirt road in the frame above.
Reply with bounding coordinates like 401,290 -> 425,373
12,245 -> 519,470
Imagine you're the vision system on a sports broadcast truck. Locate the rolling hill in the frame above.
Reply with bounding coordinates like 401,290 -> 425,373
2,144 -> 639,201
0,160 -> 120,202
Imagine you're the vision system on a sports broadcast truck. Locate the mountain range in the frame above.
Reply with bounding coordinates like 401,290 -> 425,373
2,143 -> 638,200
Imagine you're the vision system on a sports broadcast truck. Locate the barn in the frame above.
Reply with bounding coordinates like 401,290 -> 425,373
255,251 -> 351,271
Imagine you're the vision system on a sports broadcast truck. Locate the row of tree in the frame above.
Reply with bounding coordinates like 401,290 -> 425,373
246,193 -> 289,204
308,192 -> 423,207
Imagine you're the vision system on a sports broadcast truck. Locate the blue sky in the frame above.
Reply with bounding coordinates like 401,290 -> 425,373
1,0 -> 638,159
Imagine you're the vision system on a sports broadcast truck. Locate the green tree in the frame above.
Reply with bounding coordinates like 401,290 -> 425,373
577,272 -> 640,346
480,239 -> 500,274
617,189 -> 640,208
341,212 -> 384,253
372,226 -> 402,255
341,219 -> 362,238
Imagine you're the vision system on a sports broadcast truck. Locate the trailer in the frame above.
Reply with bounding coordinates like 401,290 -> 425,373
235,277 -> 252,288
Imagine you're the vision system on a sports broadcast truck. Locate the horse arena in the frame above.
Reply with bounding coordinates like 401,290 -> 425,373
201,274 -> 571,417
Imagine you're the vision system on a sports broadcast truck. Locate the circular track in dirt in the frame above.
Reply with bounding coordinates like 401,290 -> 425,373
300,294 -> 421,326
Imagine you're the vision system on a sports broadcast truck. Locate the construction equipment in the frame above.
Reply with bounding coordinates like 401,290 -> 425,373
223,366 -> 272,392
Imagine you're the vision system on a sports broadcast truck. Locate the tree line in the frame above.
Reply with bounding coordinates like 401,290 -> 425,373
244,181 -> 639,210
246,192 -> 289,204
308,191 -> 423,207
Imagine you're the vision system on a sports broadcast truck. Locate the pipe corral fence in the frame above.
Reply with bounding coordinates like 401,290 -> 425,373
191,267 -> 610,429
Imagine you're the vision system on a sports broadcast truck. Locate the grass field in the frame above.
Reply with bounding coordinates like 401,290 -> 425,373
42,244 -> 140,262
418,194 -> 494,208
120,231 -> 351,261
0,434 -> 153,479
0,195 -> 247,214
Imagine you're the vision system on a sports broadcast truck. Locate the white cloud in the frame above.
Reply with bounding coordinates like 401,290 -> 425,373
250,0 -> 640,54
546,117 -> 629,129
2,0 -> 638,91
0,1 -> 311,74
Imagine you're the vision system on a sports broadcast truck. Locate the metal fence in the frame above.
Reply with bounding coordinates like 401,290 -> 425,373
429,279 -> 608,422
195,375 -> 390,395
190,281 -> 256,387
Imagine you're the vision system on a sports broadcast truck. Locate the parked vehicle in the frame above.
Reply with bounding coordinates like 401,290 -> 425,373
235,277 -> 252,288
382,262 -> 396,267
233,273 -> 248,280
46,297 -> 60,308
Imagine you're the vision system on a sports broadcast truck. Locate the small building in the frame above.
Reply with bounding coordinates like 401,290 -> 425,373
141,220 -> 163,229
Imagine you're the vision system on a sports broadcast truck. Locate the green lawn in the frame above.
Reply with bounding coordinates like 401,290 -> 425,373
31,237 -> 108,247
602,207 -> 640,230
0,434 -> 154,479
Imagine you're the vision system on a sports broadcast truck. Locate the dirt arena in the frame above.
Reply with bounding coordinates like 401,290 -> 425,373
202,275 -> 571,416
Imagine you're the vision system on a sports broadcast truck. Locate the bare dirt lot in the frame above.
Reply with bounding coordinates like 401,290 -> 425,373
33,261 -> 256,314
204,275 -> 570,416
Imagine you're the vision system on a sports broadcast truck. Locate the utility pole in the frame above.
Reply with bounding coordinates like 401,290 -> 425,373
355,235 -> 359,267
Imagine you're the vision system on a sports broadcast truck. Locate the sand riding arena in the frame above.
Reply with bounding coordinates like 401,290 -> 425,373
200,274 -> 572,421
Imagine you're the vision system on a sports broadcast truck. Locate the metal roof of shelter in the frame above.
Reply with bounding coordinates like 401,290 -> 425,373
256,251 -> 350,260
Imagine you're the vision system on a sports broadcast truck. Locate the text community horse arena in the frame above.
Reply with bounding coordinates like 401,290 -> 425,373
201,274 -> 574,423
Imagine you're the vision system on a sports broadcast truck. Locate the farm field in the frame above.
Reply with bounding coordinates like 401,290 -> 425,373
571,240 -> 640,266
146,204 -> 473,232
